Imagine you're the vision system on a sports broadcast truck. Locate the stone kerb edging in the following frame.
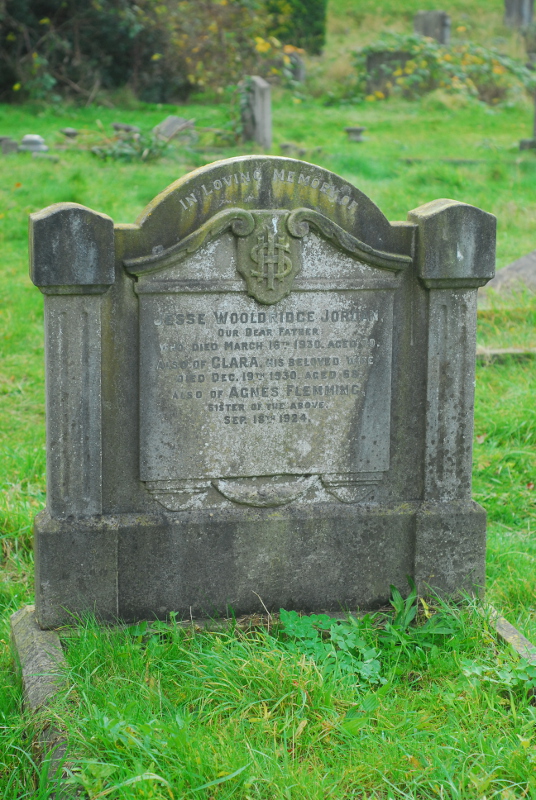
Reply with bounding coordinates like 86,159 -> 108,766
10,606 -> 76,799
476,346 -> 536,362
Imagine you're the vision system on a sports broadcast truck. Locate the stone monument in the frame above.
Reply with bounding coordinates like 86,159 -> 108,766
414,11 -> 451,45
504,0 -> 534,27
29,156 -> 495,628
366,51 -> 412,95
241,77 -> 272,149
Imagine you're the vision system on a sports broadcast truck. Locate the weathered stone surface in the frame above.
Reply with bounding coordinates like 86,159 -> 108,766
1,138 -> 18,154
30,202 -> 114,288
345,127 -> 366,142
408,198 -> 496,288
11,605 -> 66,709
504,0 -> 533,27
29,155 -> 495,628
10,606 -> 72,797
152,115 -> 192,141
414,10 -> 451,44
241,77 -> 272,149
481,249 -> 536,295
19,134 -> 48,152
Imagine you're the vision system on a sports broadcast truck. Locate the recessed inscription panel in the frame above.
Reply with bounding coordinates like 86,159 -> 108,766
139,290 -> 393,482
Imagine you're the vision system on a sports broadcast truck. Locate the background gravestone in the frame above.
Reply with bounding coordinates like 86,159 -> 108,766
240,76 -> 272,149
366,51 -> 412,95
414,11 -> 451,44
29,155 -> 495,629
504,0 -> 534,26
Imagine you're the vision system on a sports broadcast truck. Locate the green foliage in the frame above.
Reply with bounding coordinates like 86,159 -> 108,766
354,33 -> 536,105
266,0 -> 327,54
38,598 -> 536,798
278,609 -> 385,686
91,130 -> 170,162
0,0 -> 281,103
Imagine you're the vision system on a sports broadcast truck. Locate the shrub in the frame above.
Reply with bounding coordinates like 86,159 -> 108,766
0,0 -> 283,103
266,0 -> 327,55
354,33 -> 536,106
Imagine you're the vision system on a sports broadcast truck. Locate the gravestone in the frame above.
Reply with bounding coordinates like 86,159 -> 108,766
19,134 -> 48,153
289,53 -> 306,82
29,155 -> 495,629
480,249 -> 536,295
504,0 -> 534,26
366,51 -> 411,95
414,11 -> 451,44
241,76 -> 272,149
345,126 -> 367,142
1,137 -> 18,154
523,22 -> 536,59
153,116 -> 193,141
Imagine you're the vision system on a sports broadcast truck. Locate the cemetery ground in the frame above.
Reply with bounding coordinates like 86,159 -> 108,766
1,94 -> 536,796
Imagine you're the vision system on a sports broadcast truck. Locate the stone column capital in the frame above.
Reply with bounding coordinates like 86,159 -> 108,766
29,202 -> 115,294
408,198 -> 496,289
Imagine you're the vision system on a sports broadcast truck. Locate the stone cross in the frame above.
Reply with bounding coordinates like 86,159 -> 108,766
29,156 -> 495,628
241,76 -> 272,150
414,11 -> 451,44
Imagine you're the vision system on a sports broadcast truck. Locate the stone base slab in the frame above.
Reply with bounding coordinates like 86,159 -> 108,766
35,501 -> 486,629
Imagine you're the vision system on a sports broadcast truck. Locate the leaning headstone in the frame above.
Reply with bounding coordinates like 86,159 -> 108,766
241,76 -> 272,149
504,0 -> 534,26
29,155 -> 495,629
414,11 -> 451,44
19,134 -> 48,153
152,116 -> 192,141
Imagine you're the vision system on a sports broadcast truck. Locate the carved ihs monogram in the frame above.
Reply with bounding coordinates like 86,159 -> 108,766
250,226 -> 292,291
237,212 -> 301,305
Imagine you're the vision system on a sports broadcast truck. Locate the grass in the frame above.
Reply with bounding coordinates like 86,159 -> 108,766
48,600 -> 536,800
1,0 -> 536,794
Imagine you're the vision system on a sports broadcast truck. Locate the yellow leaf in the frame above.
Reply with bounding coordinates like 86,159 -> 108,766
295,719 -> 308,738
420,598 -> 432,619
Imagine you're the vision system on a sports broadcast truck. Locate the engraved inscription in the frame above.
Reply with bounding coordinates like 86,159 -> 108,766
139,291 -> 393,482
172,166 -> 358,216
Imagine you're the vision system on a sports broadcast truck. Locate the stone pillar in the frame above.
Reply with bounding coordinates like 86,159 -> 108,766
407,199 -> 496,596
241,76 -> 272,150
414,11 -> 451,44
29,203 -> 114,518
505,0 -> 534,26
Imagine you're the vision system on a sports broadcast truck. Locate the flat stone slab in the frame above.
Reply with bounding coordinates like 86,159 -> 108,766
476,347 -> 536,362
481,250 -> 536,295
10,606 -> 71,797
152,115 -> 193,140
491,608 -> 536,664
